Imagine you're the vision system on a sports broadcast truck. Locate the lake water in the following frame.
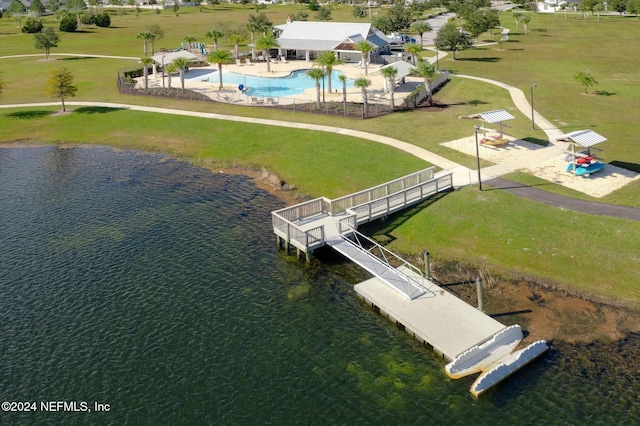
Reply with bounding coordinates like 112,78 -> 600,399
0,145 -> 638,425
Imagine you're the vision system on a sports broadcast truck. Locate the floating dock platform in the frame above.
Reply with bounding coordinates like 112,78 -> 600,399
355,269 -> 548,397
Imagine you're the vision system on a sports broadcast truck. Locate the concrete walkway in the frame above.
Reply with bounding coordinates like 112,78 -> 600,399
2,52 -> 638,220
455,74 -> 567,182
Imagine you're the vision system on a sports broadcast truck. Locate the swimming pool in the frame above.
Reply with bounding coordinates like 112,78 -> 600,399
187,69 -> 354,98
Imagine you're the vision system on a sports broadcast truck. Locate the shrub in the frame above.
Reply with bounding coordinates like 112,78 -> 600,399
80,12 -> 95,25
94,12 -> 111,28
123,67 -> 144,79
22,17 -> 44,34
59,14 -> 78,32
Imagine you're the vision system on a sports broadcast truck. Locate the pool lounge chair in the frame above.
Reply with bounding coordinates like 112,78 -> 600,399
280,56 -> 288,64
245,58 -> 253,66
236,59 -> 243,66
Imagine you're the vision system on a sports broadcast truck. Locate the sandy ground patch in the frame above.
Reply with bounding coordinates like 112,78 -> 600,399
442,135 -> 640,198
523,155 -> 640,198
442,135 -> 546,164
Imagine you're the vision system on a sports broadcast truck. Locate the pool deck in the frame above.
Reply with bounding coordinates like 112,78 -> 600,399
141,59 -> 423,105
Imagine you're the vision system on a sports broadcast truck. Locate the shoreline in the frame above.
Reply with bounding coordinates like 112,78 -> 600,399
2,141 -> 639,345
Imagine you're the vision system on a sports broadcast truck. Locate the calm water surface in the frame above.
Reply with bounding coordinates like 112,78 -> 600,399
186,69 -> 354,97
0,146 -> 638,425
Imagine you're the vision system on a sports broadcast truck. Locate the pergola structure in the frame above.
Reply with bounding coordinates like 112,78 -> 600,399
150,51 -> 198,78
557,129 -> 607,175
469,109 -> 515,142
375,60 -> 416,92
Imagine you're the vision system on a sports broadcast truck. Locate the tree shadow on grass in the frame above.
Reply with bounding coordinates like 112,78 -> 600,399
60,57 -> 97,61
4,110 -> 52,119
610,160 -> 640,174
457,57 -> 501,63
75,106 -> 124,114
595,90 -> 616,96
447,99 -> 490,107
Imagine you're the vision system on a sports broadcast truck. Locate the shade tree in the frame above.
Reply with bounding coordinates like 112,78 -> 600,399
46,67 -> 77,112
434,22 -> 472,60
573,70 -> 598,93
34,27 -> 60,60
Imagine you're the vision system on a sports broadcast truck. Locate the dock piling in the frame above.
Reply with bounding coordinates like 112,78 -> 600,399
423,251 -> 431,281
476,277 -> 484,312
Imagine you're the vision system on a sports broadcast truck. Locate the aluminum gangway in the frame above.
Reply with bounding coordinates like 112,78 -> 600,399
327,224 -> 431,300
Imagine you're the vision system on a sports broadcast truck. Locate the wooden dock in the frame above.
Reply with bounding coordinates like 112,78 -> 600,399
271,168 -> 547,396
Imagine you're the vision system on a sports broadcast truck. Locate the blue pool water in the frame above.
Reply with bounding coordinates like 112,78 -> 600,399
187,68 -> 354,97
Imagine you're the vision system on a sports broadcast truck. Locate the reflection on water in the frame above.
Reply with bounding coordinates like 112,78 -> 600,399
0,145 -> 638,425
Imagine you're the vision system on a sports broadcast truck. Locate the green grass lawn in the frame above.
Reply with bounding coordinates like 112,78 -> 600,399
1,8 -> 639,306
363,186 -> 640,305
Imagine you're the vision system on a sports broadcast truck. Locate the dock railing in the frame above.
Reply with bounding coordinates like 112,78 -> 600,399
328,167 -> 435,215
340,225 -> 429,299
348,172 -> 452,224
272,169 -> 453,254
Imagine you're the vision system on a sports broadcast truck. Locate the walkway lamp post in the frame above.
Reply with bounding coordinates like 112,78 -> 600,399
435,47 -> 439,70
530,83 -> 537,130
474,125 -> 483,191
162,55 -> 166,91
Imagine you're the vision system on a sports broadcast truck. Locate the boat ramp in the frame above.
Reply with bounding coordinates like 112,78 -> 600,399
271,168 -> 547,396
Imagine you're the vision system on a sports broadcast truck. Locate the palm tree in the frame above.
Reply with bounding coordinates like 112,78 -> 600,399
314,51 -> 343,94
140,56 -> 153,90
255,35 -> 279,72
183,35 -> 197,50
354,40 -> 374,75
165,63 -> 178,90
137,31 -> 154,57
228,34 -> 245,60
145,24 -> 164,55
306,68 -> 325,109
205,29 -> 224,50
208,49 -> 234,91
520,15 -> 531,36
512,12 -> 523,31
338,74 -> 347,112
354,77 -> 371,118
404,42 -> 422,66
172,57 -> 191,93
411,59 -> 436,105
380,66 -> 398,111
410,21 -> 432,49
247,13 -> 272,59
